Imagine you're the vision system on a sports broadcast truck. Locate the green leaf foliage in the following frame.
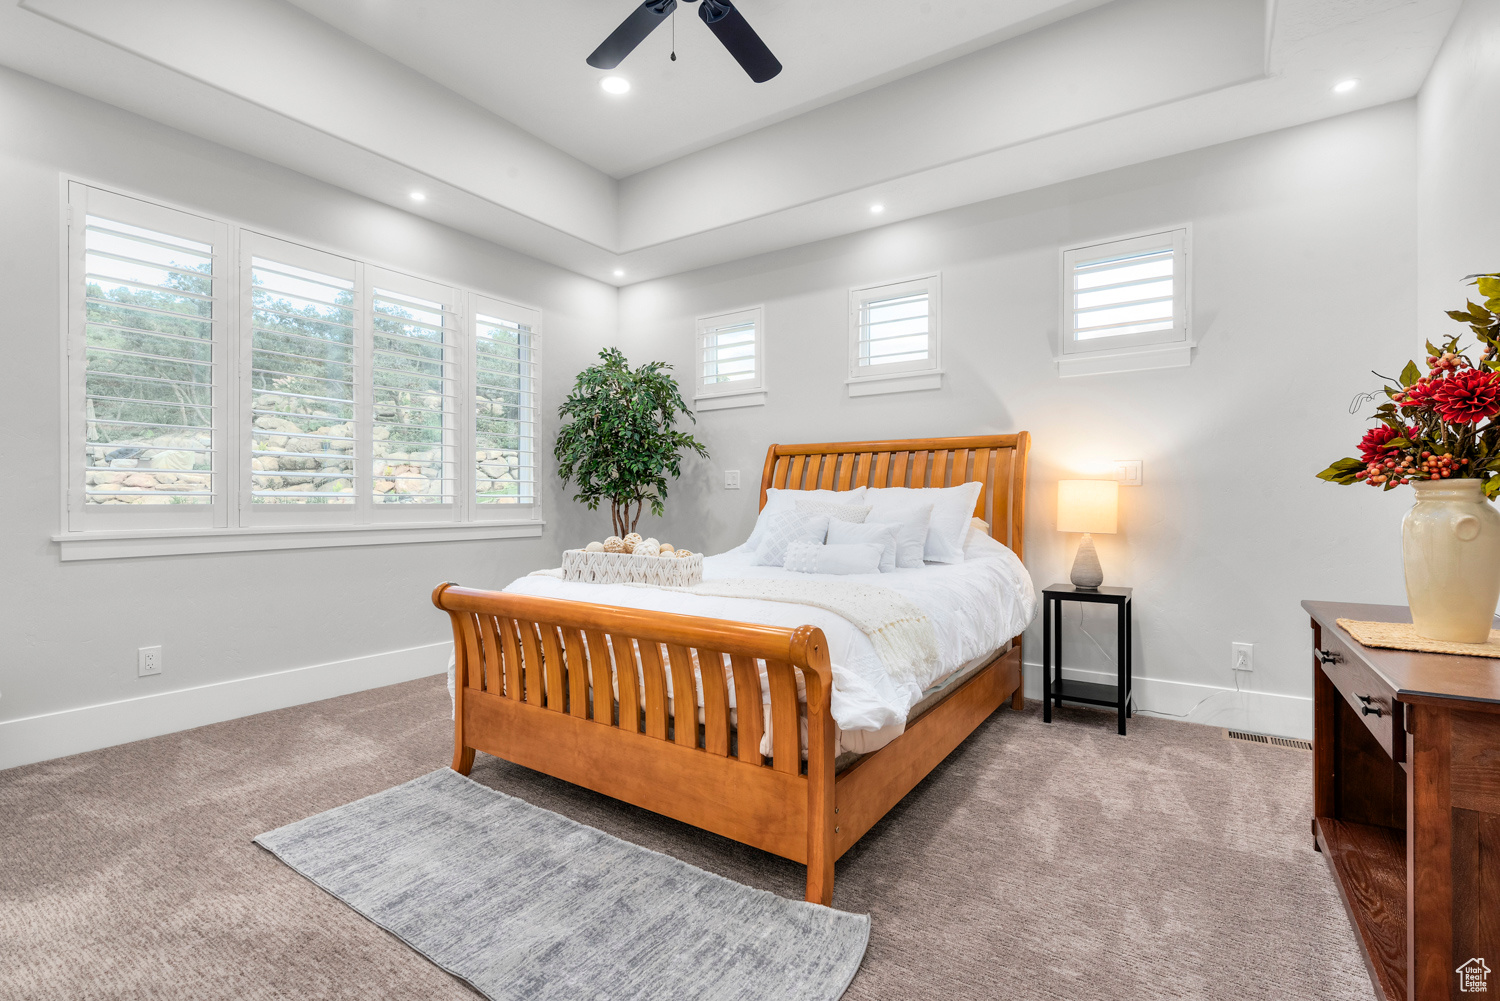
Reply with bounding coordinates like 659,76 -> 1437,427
553,348 -> 709,537
1399,360 -> 1422,387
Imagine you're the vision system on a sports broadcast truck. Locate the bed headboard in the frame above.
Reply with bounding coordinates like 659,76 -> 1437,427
758,433 -> 1031,561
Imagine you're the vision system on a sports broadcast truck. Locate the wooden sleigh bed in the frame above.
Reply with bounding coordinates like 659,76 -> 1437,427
434,433 -> 1030,905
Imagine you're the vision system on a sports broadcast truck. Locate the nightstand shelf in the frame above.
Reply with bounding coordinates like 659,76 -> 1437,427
1041,583 -> 1133,735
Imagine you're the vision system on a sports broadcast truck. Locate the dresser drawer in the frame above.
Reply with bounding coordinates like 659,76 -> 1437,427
1317,630 -> 1403,762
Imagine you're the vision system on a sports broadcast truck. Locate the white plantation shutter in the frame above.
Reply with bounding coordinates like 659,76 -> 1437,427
67,184 -> 227,531
1062,230 -> 1187,354
847,275 -> 941,395
471,294 -> 540,509
369,270 -> 459,509
243,235 -> 359,509
695,307 -> 764,409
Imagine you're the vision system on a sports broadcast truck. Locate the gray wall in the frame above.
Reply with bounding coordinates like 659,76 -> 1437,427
617,102 -> 1420,733
1419,0 -> 1500,338
0,67 -> 615,725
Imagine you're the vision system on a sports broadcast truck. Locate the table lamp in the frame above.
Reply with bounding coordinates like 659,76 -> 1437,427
1057,479 -> 1118,589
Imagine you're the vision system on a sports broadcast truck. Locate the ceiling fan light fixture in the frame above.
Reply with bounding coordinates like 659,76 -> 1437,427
600,76 -> 631,95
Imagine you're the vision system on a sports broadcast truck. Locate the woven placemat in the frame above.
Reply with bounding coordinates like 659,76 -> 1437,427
1337,618 -> 1500,658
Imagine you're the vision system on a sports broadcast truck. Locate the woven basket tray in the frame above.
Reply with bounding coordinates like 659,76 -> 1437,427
560,548 -> 704,586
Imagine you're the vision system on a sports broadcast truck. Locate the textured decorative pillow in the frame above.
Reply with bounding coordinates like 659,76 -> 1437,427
862,495 -> 933,568
752,510 -> 830,566
745,487 -> 866,551
783,540 -> 883,575
826,519 -> 899,573
865,482 -> 983,564
795,498 -> 872,524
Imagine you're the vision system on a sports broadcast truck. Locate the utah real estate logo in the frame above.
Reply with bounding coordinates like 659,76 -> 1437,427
1458,958 -> 1490,993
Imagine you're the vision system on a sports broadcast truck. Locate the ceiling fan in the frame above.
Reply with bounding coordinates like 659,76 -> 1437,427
587,0 -> 782,83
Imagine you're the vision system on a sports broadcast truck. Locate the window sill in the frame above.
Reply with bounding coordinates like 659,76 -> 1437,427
1057,342 -> 1192,378
52,519 -> 545,561
695,389 -> 766,411
846,370 -> 943,397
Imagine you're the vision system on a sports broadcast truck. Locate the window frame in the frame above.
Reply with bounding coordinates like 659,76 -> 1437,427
56,179 -> 543,559
846,274 -> 942,397
1058,227 -> 1191,377
468,292 -> 542,522
694,305 -> 765,411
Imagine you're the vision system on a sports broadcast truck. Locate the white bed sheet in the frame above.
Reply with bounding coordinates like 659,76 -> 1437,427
496,528 -> 1035,736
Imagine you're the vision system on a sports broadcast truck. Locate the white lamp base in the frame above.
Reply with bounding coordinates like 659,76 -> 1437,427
1070,533 -> 1104,589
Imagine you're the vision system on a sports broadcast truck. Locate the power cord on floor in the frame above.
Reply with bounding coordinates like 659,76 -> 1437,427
1066,603 -> 1242,720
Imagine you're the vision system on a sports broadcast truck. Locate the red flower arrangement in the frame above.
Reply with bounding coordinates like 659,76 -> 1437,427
1320,274 -> 1500,498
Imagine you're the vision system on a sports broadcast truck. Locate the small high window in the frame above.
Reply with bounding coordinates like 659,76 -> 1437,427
695,306 -> 765,410
848,275 -> 941,396
1059,229 -> 1190,376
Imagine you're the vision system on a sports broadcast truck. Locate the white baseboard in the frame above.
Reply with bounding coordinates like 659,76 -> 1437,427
1023,663 -> 1312,740
0,642 -> 450,771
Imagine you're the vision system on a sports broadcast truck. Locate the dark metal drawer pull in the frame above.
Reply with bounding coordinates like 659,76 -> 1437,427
1360,702 -> 1383,718
1319,649 -> 1343,665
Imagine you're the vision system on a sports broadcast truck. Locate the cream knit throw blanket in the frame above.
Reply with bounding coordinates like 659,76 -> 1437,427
641,578 -> 939,685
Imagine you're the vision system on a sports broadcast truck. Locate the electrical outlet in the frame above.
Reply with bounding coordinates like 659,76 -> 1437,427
724,469 -> 740,490
138,645 -> 162,678
1232,642 -> 1254,673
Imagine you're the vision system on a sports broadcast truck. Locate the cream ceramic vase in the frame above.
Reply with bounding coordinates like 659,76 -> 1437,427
1401,479 -> 1500,642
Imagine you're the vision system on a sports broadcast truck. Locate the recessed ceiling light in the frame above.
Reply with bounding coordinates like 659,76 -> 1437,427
613,269 -> 625,277
409,191 -> 427,202
870,204 -> 885,214
1333,79 -> 1359,94
600,76 -> 631,95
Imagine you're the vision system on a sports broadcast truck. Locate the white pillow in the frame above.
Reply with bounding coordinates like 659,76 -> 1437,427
796,498 -> 872,524
746,487 -> 866,551
783,540 -> 883,575
863,494 -> 932,569
865,482 -> 983,564
827,519 -> 899,573
753,509 -> 830,566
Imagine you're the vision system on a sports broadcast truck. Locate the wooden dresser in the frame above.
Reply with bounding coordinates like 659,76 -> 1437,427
1304,601 -> 1500,1001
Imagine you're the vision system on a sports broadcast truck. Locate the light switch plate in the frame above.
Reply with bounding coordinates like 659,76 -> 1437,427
724,469 -> 740,490
1113,459 -> 1143,487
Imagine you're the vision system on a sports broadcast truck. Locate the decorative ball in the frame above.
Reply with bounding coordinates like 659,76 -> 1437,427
603,536 -> 625,553
635,542 -> 660,557
584,541 -> 604,553
657,542 -> 674,555
661,549 -> 680,558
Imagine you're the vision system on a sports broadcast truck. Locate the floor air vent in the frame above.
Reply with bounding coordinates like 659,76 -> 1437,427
1224,729 -> 1312,751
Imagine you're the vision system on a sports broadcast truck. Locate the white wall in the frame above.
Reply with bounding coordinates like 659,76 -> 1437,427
618,103 -> 1421,738
1418,0 -> 1500,337
0,67 -> 616,768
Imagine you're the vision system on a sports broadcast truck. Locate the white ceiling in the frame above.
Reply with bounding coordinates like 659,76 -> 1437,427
0,0 -> 1464,285
282,0 -> 1114,178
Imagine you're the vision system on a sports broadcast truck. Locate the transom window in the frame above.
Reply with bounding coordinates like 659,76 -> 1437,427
1059,229 -> 1190,376
847,275 -> 942,396
695,306 -> 765,410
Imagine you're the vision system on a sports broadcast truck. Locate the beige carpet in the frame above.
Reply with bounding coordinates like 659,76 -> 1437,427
0,676 -> 1372,1001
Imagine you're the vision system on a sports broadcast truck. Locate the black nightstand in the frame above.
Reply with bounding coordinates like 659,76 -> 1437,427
1042,583 -> 1133,735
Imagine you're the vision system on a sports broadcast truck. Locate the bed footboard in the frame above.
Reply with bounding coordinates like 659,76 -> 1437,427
432,583 -> 839,905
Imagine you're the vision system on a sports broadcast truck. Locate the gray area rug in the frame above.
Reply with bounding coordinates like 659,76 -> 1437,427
254,768 -> 869,1001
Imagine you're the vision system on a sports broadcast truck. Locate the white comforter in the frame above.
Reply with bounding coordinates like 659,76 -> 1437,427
496,529 -> 1035,735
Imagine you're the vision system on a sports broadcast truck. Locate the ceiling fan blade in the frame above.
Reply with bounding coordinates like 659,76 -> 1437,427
697,1 -> 782,83
587,0 -> 677,70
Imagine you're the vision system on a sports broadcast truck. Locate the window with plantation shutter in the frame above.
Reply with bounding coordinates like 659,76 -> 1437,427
847,275 -> 941,396
695,306 -> 764,410
1059,229 -> 1190,376
67,183 -> 227,531
370,270 -> 459,511
471,294 -> 540,510
61,183 -> 544,558
244,239 -> 358,510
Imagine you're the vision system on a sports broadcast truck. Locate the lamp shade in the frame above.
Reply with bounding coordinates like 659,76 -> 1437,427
1057,479 -> 1118,535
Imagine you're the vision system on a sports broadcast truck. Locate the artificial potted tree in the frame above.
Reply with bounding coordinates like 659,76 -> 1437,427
555,347 -> 709,538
